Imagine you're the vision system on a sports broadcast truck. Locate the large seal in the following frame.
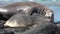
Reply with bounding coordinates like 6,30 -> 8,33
0,2 -> 54,22
0,6 -> 34,20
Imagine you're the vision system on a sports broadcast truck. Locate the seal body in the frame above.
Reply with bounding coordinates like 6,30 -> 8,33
0,6 -> 39,21
0,2 -> 54,22
0,6 -> 32,20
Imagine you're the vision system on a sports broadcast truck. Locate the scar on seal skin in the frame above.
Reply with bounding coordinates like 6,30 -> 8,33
4,12 -> 33,28
0,2 -> 54,22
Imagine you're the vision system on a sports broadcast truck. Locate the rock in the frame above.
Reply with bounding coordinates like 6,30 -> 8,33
0,20 -> 6,29
0,29 -> 14,34
4,30 -> 14,34
4,12 -> 33,28
56,23 -> 60,34
22,23 -> 57,34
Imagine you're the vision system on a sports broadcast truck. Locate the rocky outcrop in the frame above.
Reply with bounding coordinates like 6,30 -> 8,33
22,23 -> 57,34
4,12 -> 33,28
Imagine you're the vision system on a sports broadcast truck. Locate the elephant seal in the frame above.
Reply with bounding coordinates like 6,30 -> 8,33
0,6 -> 39,21
4,12 -> 33,28
0,3 -> 40,20
0,2 -> 54,22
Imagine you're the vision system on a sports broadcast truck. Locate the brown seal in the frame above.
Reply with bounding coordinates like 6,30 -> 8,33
0,2 -> 54,22
0,6 -> 37,20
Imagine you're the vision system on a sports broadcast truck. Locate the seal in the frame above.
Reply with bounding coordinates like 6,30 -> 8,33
0,6 -> 39,21
0,2 -> 54,22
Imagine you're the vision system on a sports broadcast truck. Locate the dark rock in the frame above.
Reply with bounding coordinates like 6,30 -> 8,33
4,30 -> 14,34
56,23 -> 60,34
4,12 -> 33,28
22,23 -> 57,34
0,30 -> 14,34
0,20 -> 6,29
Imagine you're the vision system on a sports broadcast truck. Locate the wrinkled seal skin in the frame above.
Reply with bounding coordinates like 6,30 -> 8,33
0,2 -> 54,22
